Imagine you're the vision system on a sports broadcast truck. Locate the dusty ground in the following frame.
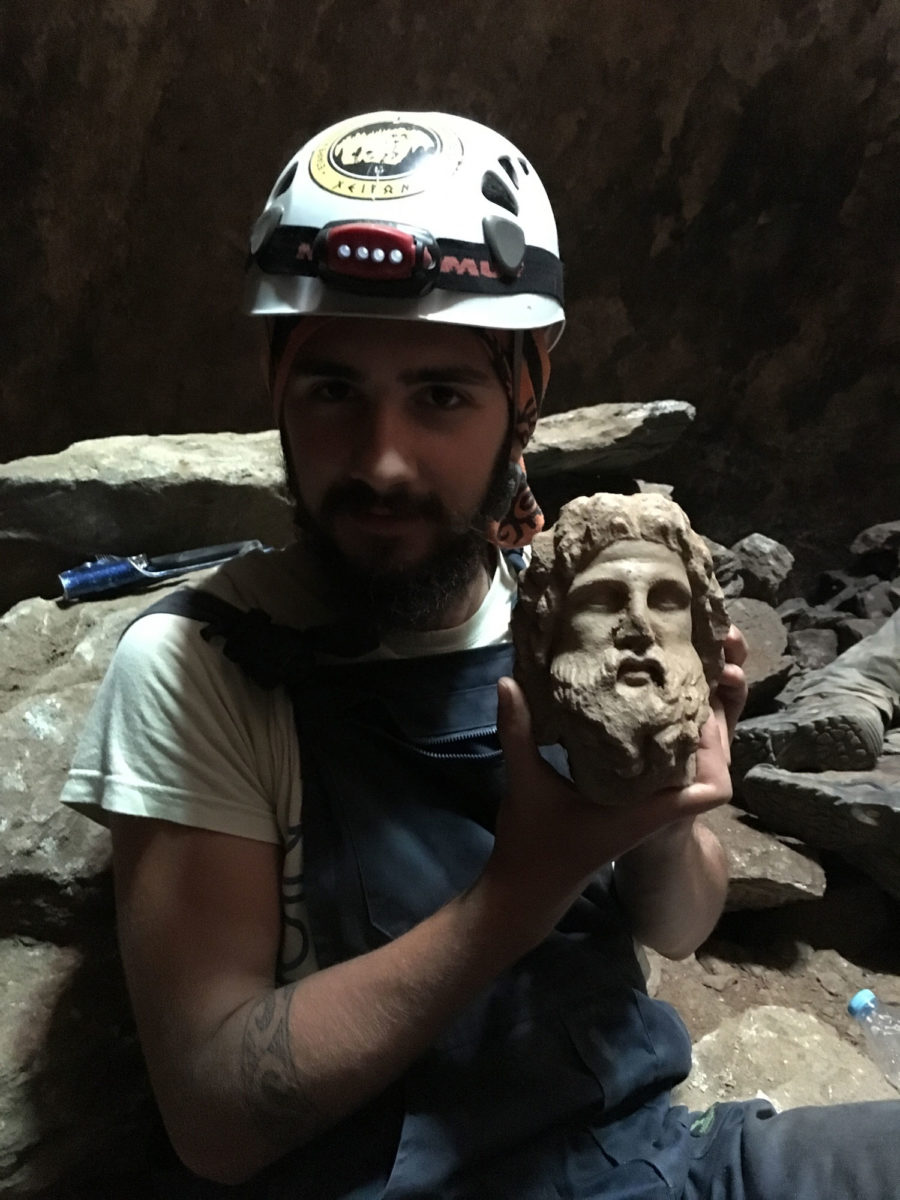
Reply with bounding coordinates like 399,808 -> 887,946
654,852 -> 900,1056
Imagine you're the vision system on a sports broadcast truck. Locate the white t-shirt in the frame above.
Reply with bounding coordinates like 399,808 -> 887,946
61,542 -> 520,980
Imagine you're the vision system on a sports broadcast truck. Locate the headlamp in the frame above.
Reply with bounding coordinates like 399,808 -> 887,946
313,221 -> 441,297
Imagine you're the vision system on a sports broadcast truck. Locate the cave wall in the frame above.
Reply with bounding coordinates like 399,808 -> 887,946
3,0 -> 898,584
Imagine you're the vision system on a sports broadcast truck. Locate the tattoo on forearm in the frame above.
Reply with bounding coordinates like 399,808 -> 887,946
240,985 -> 321,1143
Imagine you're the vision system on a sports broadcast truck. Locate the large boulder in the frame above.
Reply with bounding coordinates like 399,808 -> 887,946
0,433 -> 294,616
0,402 -> 695,616
0,582 -> 207,1197
673,1005 -> 897,1111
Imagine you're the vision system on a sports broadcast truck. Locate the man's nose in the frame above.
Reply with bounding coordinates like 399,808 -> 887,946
349,400 -> 417,491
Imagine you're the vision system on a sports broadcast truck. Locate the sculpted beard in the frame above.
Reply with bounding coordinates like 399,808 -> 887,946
284,438 -> 513,633
548,647 -> 709,781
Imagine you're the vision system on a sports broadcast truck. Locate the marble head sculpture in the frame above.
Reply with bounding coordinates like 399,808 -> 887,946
512,492 -> 731,804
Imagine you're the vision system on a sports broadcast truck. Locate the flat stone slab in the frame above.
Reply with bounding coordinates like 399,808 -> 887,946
701,804 -> 825,911
526,399 -> 695,477
0,403 -> 695,613
673,1005 -> 898,1111
738,757 -> 900,900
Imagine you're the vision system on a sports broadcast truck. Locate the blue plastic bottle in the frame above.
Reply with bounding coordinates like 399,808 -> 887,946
848,989 -> 900,1091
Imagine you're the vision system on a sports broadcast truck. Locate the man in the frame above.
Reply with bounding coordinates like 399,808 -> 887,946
62,111 -> 899,1198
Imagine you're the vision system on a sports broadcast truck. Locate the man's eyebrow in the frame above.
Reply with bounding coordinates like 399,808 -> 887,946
289,358 -> 366,381
397,365 -> 496,386
289,360 -> 497,387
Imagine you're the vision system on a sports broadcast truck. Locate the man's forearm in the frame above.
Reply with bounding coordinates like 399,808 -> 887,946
171,880 -> 537,1185
613,817 -> 728,960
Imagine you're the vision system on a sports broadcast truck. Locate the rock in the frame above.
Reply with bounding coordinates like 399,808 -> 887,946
725,596 -> 792,717
700,805 -> 826,910
525,399 -> 695,477
730,534 -> 795,606
0,582 -> 201,1195
778,599 -> 852,633
812,569 -> 881,610
787,628 -> 838,672
0,935 -> 152,1195
0,683 -> 111,900
837,616 -> 887,651
850,521 -> 900,576
703,538 -> 743,598
0,586 -> 185,716
858,580 -> 898,621
737,758 -> 900,901
0,432 -> 295,615
673,1006 -> 898,1111
634,480 -> 674,497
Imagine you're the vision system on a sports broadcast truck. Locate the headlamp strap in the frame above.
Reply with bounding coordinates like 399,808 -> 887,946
251,223 -> 563,302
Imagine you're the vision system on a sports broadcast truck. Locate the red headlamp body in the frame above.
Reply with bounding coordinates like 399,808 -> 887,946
313,221 -> 441,296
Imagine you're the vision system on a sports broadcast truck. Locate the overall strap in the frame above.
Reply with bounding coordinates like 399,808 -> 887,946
122,587 -> 380,687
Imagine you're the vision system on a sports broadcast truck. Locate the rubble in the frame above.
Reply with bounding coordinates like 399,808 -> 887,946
730,533 -> 795,606
0,430 -> 897,1196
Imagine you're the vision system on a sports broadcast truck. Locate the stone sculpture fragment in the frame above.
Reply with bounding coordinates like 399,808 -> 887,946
513,492 -> 730,804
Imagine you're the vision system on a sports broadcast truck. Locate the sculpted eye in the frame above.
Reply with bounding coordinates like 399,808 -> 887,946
649,580 -> 691,610
582,581 -> 627,613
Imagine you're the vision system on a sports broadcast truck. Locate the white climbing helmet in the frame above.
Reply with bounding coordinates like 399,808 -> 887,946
244,110 -> 565,347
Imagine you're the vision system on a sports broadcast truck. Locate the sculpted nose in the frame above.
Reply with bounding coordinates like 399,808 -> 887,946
613,600 -> 654,649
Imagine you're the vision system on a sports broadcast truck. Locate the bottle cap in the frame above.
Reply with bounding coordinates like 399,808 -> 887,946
848,988 -> 877,1016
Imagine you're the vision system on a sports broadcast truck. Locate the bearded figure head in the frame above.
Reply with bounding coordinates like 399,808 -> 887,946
512,493 -> 730,804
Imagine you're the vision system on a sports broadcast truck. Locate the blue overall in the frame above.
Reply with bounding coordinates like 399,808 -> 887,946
137,589 -> 900,1200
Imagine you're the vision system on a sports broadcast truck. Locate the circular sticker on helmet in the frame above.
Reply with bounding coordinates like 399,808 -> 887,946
310,115 -> 462,200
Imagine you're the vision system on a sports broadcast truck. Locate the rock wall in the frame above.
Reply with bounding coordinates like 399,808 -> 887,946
3,2 -> 899,580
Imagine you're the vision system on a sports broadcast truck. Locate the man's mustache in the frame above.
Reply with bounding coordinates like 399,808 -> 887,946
319,480 -> 449,523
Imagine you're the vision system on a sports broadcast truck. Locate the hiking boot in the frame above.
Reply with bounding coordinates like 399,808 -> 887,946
732,696 -> 885,776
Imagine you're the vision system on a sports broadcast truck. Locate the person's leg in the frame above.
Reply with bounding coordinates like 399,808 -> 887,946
683,1098 -> 900,1200
733,610 -> 900,774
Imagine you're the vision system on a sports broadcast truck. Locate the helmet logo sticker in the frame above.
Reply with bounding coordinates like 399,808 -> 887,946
310,116 -> 462,200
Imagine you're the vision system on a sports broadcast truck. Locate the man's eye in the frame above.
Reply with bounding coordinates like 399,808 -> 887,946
311,380 -> 354,403
423,385 -> 466,411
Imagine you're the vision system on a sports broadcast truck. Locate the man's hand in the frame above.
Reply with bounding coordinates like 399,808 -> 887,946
481,674 -> 733,949
486,627 -> 748,959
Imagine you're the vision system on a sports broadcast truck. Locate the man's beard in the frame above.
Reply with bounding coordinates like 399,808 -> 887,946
284,442 -> 514,634
548,647 -> 709,797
